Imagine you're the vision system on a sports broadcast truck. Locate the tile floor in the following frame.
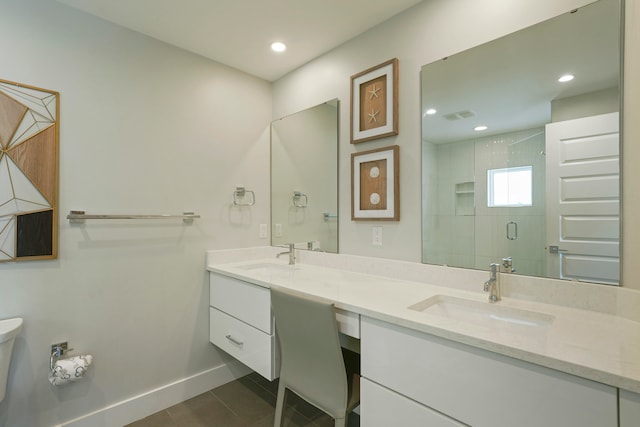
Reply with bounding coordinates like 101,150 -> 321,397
125,372 -> 360,427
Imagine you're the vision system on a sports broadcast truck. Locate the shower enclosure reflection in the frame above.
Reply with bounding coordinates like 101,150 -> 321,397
421,0 -> 621,284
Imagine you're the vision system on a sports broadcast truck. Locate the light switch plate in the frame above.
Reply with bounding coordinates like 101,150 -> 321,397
275,223 -> 283,237
372,226 -> 383,246
259,224 -> 268,238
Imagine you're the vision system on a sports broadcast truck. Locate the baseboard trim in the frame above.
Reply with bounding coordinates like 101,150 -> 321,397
59,361 -> 251,427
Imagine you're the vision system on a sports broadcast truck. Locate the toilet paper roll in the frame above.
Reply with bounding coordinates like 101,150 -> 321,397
49,354 -> 93,386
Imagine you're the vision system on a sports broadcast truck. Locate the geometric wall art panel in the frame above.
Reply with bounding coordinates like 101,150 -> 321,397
16,210 -> 53,257
8,124 -> 56,204
0,155 -> 51,216
0,78 -> 58,262
0,216 -> 16,260
0,91 -> 27,146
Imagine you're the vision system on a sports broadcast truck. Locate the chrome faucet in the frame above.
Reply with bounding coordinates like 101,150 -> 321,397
483,263 -> 501,303
276,243 -> 296,265
501,256 -> 515,273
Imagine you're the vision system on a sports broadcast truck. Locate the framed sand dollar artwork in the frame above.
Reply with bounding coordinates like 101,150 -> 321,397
351,145 -> 399,221
350,58 -> 398,144
0,78 -> 59,262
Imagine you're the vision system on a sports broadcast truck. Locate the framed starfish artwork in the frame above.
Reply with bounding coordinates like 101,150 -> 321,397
0,78 -> 59,262
350,58 -> 398,144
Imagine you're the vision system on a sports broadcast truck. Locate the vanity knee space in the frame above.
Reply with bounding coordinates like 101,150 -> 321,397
208,271 -> 361,381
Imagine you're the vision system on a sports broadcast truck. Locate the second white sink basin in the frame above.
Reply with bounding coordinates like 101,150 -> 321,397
238,262 -> 290,270
236,262 -> 299,273
409,295 -> 554,329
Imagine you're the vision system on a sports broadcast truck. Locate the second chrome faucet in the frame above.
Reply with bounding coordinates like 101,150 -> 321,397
483,263 -> 501,303
276,243 -> 296,265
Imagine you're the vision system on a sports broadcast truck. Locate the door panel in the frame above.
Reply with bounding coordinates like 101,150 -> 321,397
545,112 -> 619,284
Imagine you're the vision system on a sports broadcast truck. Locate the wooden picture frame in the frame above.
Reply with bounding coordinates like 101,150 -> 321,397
351,145 -> 399,221
0,78 -> 59,262
350,58 -> 398,144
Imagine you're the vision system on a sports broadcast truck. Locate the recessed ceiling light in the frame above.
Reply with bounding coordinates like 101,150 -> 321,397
271,42 -> 287,53
558,74 -> 574,83
425,108 -> 437,115
474,125 -> 488,131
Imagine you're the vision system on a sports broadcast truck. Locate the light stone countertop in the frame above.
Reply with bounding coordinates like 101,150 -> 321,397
206,248 -> 640,394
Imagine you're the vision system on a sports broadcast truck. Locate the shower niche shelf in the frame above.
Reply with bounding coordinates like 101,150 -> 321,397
455,181 -> 475,216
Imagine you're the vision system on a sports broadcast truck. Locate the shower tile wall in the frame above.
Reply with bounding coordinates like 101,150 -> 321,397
427,128 -> 546,276
433,140 -> 476,268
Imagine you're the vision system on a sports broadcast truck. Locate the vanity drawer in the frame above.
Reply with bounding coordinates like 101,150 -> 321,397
361,378 -> 464,427
209,307 -> 279,380
210,273 -> 271,333
361,316 -> 617,427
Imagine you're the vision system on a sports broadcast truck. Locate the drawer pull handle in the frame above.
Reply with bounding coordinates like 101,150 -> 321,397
225,334 -> 244,346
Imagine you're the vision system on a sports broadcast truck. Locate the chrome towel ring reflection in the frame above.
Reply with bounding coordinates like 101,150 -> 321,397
293,191 -> 308,208
233,186 -> 256,206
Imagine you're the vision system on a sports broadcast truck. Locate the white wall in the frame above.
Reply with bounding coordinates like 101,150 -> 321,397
0,0 -> 271,425
551,87 -> 619,122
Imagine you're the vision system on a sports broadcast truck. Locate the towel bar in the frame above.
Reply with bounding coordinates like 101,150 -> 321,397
67,210 -> 200,224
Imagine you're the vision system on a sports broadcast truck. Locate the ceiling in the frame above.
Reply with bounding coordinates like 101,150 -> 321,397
56,0 -> 423,82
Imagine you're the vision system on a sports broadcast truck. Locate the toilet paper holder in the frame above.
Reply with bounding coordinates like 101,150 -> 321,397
50,341 -> 73,370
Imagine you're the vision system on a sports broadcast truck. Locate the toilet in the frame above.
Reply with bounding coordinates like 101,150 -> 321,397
0,317 -> 22,403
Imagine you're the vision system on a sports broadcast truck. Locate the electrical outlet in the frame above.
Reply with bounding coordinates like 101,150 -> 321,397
259,223 -> 268,238
372,226 -> 383,246
275,223 -> 283,237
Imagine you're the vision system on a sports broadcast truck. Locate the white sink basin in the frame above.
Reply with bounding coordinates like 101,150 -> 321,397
409,295 -> 554,329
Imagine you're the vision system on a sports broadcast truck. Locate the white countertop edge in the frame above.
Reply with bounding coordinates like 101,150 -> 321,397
206,248 -> 640,322
206,253 -> 640,394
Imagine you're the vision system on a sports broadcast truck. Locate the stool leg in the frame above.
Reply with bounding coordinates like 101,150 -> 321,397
274,382 -> 287,427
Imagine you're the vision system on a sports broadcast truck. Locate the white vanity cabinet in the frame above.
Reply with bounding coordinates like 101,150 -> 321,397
209,273 -> 279,380
208,271 -> 361,381
620,389 -> 640,427
361,378 -> 465,426
360,317 -> 618,427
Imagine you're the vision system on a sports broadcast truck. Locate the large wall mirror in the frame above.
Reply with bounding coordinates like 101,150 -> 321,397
271,99 -> 339,253
421,0 -> 621,285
